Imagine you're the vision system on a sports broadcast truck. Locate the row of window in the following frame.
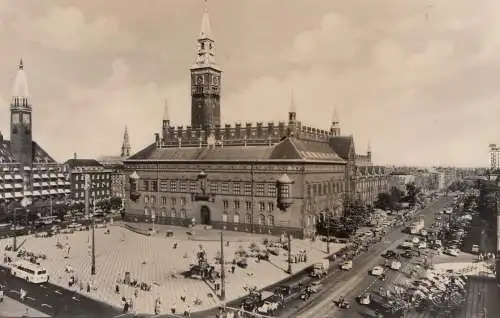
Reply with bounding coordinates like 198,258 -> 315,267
143,208 -> 275,226
144,195 -> 187,206
141,180 -> 277,197
307,181 -> 345,197
73,182 -> 109,189
73,190 -> 111,198
73,174 -> 111,181
144,194 -> 275,213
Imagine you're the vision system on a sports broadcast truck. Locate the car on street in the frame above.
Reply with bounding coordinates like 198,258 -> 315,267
371,266 -> 384,276
445,248 -> 459,256
340,260 -> 353,271
390,261 -> 402,271
382,250 -> 397,259
472,244 -> 480,254
418,242 -> 427,249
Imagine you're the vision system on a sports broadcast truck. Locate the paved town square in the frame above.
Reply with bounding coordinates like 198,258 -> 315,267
0,225 -> 344,314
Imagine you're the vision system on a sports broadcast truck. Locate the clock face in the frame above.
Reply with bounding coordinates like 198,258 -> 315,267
23,113 -> 30,124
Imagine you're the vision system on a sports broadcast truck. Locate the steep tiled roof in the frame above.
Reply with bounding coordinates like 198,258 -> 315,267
291,138 -> 343,161
0,140 -> 57,164
328,136 -> 354,160
126,137 -> 345,163
65,159 -> 102,168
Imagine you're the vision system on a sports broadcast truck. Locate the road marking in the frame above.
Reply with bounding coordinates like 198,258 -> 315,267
72,296 -> 80,301
54,290 -> 62,295
9,289 -> 19,294
41,304 -> 53,308
26,296 -> 35,300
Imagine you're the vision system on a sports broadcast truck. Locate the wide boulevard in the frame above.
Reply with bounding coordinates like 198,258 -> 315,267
289,196 -> 452,318
0,266 -> 127,318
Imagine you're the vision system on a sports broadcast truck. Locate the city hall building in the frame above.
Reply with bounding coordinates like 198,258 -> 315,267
124,7 -> 387,237
0,60 -> 71,221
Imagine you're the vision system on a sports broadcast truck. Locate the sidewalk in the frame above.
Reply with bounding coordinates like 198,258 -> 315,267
0,296 -> 49,317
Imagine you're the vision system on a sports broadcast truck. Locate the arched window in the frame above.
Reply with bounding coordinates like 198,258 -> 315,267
144,208 -> 149,215
161,208 -> 167,217
144,196 -> 150,205
267,214 -> 274,226
161,196 -> 167,205
222,212 -> 228,222
151,196 -> 156,205
245,213 -> 252,224
258,214 -> 265,225
180,209 -> 187,218
234,213 -> 240,223
170,208 -> 176,217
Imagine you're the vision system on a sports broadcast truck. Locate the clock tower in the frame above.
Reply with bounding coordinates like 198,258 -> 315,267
190,1 -> 222,130
10,58 -> 33,166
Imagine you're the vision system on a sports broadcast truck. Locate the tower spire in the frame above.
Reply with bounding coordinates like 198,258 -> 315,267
162,99 -> 171,129
192,0 -> 219,69
289,88 -> 297,113
200,0 -> 212,39
12,57 -> 30,106
330,106 -> 341,136
121,126 -> 131,157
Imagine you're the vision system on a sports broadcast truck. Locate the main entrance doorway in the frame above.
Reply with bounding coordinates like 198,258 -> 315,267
200,206 -> 211,225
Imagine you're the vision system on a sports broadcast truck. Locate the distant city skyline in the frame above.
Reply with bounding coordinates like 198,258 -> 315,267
0,0 -> 498,167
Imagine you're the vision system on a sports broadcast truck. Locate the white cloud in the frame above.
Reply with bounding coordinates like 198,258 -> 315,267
15,0 -> 500,167
13,6 -> 134,51
33,59 -> 190,160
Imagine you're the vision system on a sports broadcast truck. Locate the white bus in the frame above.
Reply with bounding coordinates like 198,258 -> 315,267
11,261 -> 49,283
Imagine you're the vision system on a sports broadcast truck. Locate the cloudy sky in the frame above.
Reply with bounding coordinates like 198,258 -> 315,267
0,0 -> 498,167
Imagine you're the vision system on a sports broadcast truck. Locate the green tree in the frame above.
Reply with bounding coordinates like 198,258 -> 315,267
405,182 -> 420,206
390,187 -> 404,203
109,197 -> 123,210
374,192 -> 394,210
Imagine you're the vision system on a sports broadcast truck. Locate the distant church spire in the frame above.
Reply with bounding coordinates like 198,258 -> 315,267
162,99 -> 170,129
121,126 -> 131,157
12,57 -> 30,107
288,88 -> 297,122
330,106 -> 341,136
193,0 -> 219,69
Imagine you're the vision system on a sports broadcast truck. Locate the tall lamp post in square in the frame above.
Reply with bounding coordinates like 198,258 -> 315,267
84,174 -> 97,276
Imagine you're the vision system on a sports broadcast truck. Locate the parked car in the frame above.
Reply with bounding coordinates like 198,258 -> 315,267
371,266 -> 384,276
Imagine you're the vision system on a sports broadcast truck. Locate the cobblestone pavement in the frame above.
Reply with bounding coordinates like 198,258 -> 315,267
0,227 -> 343,315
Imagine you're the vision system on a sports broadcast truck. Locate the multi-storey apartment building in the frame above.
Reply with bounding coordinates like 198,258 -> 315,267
0,60 -> 70,221
64,157 -> 112,203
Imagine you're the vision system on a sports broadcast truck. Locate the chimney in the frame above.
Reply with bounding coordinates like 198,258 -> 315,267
73,152 -> 77,160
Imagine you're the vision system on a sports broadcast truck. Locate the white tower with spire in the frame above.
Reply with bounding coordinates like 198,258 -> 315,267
330,107 -> 341,136
190,0 -> 222,130
10,58 -> 33,166
121,126 -> 131,157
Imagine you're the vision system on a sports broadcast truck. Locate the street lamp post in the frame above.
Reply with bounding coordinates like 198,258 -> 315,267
13,197 -> 32,251
220,231 -> 225,301
287,232 -> 292,274
84,174 -> 96,276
